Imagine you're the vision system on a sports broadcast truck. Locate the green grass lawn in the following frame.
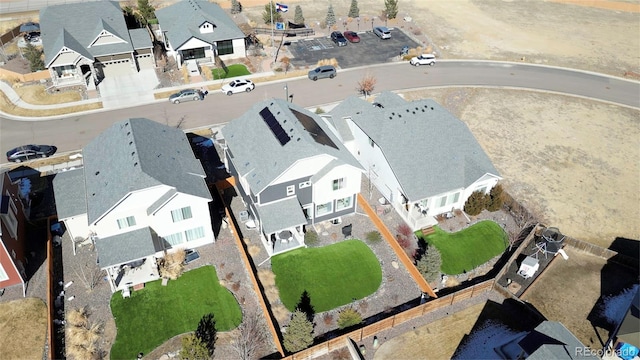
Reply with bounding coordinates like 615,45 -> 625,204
418,221 -> 508,275
272,240 -> 382,313
212,64 -> 251,79
110,266 -> 242,359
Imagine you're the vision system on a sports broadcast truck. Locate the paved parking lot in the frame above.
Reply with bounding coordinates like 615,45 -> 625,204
287,28 -> 421,69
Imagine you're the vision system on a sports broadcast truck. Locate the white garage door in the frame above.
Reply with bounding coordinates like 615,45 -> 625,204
136,54 -> 154,70
102,59 -> 132,77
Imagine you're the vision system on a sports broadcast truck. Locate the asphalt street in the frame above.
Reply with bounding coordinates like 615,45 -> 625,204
1,61 -> 639,158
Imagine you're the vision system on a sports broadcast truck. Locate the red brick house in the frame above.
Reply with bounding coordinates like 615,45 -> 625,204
0,171 -> 29,296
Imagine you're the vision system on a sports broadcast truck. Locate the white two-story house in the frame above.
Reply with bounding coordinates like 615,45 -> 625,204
326,92 -> 502,230
53,118 -> 214,292
155,0 -> 247,69
221,100 -> 364,256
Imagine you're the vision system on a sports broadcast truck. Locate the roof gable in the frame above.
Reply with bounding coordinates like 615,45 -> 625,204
222,100 -> 362,194
83,118 -> 210,224
333,92 -> 500,201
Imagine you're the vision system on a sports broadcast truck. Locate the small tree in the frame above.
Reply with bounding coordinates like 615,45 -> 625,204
464,190 -> 487,216
325,4 -> 336,28
283,310 -> 313,353
230,0 -> 242,14
180,333 -> 209,360
281,56 -> 291,74
195,313 -> 217,357
337,307 -> 362,329
231,310 -> 269,360
357,74 -> 376,98
416,244 -> 442,283
296,290 -> 315,322
294,5 -> 305,24
263,1 -> 283,25
304,230 -> 319,246
384,0 -> 398,19
24,43 -> 44,72
486,184 -> 504,212
137,0 -> 156,23
159,250 -> 185,280
348,0 -> 359,18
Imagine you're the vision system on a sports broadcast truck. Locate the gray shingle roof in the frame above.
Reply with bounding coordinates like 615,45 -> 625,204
255,197 -> 308,234
221,99 -> 363,195
52,168 -> 87,219
519,321 -> 589,359
155,0 -> 245,50
332,92 -> 500,201
83,118 -> 210,224
129,28 -> 153,50
95,227 -> 163,268
40,1 -> 149,66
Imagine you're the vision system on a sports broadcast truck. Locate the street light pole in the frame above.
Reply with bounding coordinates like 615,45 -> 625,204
284,83 -> 288,101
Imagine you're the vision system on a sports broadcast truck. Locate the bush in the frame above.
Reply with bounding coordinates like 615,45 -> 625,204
416,244 -> 442,283
337,308 -> 362,329
396,234 -> 411,249
180,333 -> 208,360
486,184 -> 504,212
304,231 -> 319,246
397,223 -> 413,238
195,313 -> 217,357
464,191 -> 488,216
314,107 -> 325,114
159,250 -> 185,280
365,231 -> 382,244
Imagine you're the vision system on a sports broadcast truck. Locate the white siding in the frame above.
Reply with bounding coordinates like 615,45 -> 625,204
275,155 -> 333,183
150,193 -> 214,249
312,164 -> 361,205
63,214 -> 90,243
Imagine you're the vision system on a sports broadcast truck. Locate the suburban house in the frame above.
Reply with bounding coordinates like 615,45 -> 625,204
53,118 -> 214,293
40,1 -> 156,90
221,99 -> 364,256
0,171 -> 29,296
155,0 -> 247,70
325,92 -> 502,231
496,321 -> 590,359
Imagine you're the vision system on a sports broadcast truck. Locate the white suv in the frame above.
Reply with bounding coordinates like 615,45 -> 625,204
410,54 -> 436,66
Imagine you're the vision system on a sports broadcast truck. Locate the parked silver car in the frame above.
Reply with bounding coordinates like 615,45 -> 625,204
308,65 -> 337,81
169,89 -> 203,104
373,26 -> 391,39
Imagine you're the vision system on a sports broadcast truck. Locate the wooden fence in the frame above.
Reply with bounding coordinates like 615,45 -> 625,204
0,68 -> 50,82
563,236 -> 638,270
255,27 -> 315,37
0,25 -> 21,47
284,279 -> 495,360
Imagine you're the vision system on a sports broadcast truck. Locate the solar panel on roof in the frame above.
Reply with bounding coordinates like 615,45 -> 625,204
291,109 -> 338,149
259,107 -> 290,146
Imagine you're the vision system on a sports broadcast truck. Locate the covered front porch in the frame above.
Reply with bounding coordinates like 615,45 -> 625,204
254,197 -> 307,256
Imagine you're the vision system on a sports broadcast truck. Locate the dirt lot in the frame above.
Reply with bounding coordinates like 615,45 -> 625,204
0,297 -> 48,360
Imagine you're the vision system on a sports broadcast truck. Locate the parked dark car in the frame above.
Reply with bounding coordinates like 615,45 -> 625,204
308,65 -> 337,81
343,31 -> 360,43
330,31 -> 348,47
6,144 -> 57,162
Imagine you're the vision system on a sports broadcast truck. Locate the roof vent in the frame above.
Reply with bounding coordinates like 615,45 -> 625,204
297,138 -> 301,141
131,152 -> 135,156
129,141 -> 133,146
134,162 -> 138,167
406,109 -> 410,113
127,131 -> 131,136
95,171 -> 100,176
430,107 -> 434,110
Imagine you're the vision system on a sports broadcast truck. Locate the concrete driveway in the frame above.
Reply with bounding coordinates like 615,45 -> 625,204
98,69 -> 159,109
287,28 -> 421,69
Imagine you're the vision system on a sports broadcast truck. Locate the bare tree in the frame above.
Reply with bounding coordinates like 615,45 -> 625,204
73,259 -> 104,291
356,74 -> 377,98
231,310 -> 269,360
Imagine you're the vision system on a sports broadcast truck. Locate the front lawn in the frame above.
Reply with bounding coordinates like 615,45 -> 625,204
110,266 -> 242,359
212,64 -> 251,79
418,221 -> 508,275
272,239 -> 382,313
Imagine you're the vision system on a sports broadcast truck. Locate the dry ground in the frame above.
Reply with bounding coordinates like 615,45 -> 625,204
521,246 -> 638,347
0,297 -> 48,360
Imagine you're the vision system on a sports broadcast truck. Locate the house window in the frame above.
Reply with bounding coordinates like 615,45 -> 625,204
336,196 -> 352,210
449,192 -> 460,204
164,232 -> 184,246
217,40 -> 234,56
302,205 -> 313,219
299,181 -> 311,189
116,216 -> 136,229
185,227 -> 205,241
316,202 -> 333,216
333,178 -> 346,191
171,207 -> 193,222
437,196 -> 446,207
287,185 -> 295,196
0,263 -> 8,282
368,137 -> 374,147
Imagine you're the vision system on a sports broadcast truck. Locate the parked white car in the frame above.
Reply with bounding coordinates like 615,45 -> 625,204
221,79 -> 255,95
410,54 -> 436,66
